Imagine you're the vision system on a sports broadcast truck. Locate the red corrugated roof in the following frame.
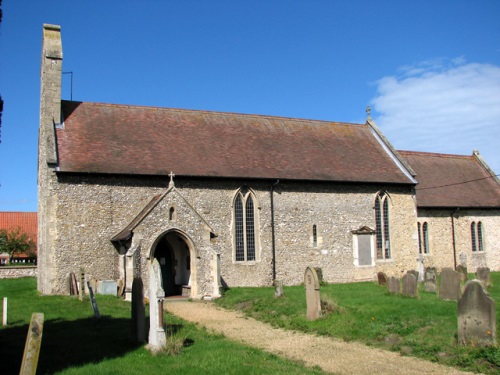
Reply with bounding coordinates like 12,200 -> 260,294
399,151 -> 500,208
0,212 -> 37,243
57,101 -> 415,185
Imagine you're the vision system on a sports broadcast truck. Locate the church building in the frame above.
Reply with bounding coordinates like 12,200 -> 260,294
38,24 -> 500,299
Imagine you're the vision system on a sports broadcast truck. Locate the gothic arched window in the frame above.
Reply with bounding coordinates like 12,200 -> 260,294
234,187 -> 258,262
375,192 -> 391,259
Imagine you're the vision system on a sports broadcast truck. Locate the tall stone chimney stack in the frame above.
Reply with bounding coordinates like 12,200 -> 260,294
38,24 -> 63,294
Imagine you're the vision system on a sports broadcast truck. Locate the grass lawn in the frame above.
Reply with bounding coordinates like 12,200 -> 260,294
0,278 -> 324,375
216,273 -> 500,374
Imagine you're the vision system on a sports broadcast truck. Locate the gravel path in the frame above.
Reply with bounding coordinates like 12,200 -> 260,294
165,300 -> 474,375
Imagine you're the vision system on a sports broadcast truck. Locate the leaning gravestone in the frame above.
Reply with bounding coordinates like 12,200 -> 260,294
456,265 -> 468,282
476,267 -> 491,289
19,313 -> 44,375
402,273 -> 418,298
377,272 -> 387,286
131,278 -> 146,342
274,279 -> 284,298
439,268 -> 461,301
69,272 -> 78,296
424,267 -> 437,293
304,267 -> 321,320
387,277 -> 400,295
87,281 -> 101,319
458,280 -> 496,346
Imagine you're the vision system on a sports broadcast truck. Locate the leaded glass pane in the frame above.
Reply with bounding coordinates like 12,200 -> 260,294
417,222 -> 422,254
246,196 -> 255,261
235,196 -> 244,261
477,222 -> 484,252
423,222 -> 429,254
375,198 -> 383,259
471,222 -> 477,252
383,197 -> 391,258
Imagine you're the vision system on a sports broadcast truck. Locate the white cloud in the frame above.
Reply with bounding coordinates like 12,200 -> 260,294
371,59 -> 500,174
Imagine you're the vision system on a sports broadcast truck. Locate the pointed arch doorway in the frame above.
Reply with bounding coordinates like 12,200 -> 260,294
152,231 -> 192,298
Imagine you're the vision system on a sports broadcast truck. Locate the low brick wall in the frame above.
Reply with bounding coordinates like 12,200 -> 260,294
0,266 -> 37,279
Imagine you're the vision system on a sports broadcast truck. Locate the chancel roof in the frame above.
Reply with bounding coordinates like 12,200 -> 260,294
57,101 -> 415,184
399,151 -> 500,208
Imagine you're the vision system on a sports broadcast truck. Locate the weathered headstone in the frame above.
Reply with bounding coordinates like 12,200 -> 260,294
19,313 -> 44,375
377,272 -> 387,286
439,268 -> 461,301
148,258 -> 166,350
274,279 -> 284,298
458,280 -> 496,346
476,267 -> 491,289
407,270 -> 419,281
131,278 -> 146,342
304,267 -> 321,320
69,272 -> 78,296
459,252 -> 467,267
99,280 -> 118,295
417,254 -> 424,282
314,267 -> 323,284
87,281 -> 101,319
402,273 -> 418,298
117,278 -> 126,297
424,267 -> 437,293
387,276 -> 400,295
456,265 -> 468,282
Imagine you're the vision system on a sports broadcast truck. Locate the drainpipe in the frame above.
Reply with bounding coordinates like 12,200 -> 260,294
270,180 -> 280,282
450,208 -> 460,270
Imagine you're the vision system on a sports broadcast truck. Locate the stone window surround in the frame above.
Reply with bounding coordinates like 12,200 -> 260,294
375,191 -> 392,260
231,187 -> 261,264
471,221 -> 485,252
417,221 -> 430,255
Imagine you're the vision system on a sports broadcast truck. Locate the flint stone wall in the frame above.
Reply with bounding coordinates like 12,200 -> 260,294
39,173 -> 418,295
417,209 -> 500,273
0,266 -> 37,279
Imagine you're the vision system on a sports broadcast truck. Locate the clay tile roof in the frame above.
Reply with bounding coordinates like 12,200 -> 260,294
0,212 -> 37,244
57,101 -> 414,185
399,151 -> 500,208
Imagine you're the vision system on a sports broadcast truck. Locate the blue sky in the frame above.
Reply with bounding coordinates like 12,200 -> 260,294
1,1 -> 499,212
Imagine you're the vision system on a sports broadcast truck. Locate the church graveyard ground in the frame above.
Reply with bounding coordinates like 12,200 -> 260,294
216,272 -> 500,374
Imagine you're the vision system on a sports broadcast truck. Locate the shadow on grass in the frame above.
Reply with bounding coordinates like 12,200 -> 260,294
0,315 -> 144,374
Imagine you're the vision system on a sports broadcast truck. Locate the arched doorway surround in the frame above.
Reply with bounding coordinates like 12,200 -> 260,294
150,229 -> 195,298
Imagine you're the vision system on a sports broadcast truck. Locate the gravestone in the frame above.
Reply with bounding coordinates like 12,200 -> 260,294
304,267 -> 321,320
99,280 -> 118,295
424,267 -> 437,293
387,277 -> 400,295
87,281 -> 101,319
459,252 -> 467,267
458,280 -> 496,346
439,268 -> 461,301
69,272 -> 78,296
456,265 -> 468,282
417,254 -> 424,282
407,270 -> 419,282
19,313 -> 44,375
131,278 -> 146,342
274,279 -> 284,298
402,273 -> 418,298
148,258 -> 166,349
117,279 -> 126,297
377,272 -> 387,286
476,267 -> 491,289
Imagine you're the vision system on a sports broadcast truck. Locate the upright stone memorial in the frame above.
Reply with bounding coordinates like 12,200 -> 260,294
476,267 -> 491,289
424,267 -> 437,293
439,268 -> 461,301
377,272 -> 387,286
69,272 -> 78,296
402,273 -> 418,298
304,267 -> 321,320
131,278 -> 146,342
148,259 -> 166,350
274,279 -> 284,298
407,270 -> 419,281
458,280 -> 496,346
456,265 -> 468,282
387,276 -> 400,295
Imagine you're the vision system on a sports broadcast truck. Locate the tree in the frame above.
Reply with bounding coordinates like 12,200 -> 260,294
0,226 -> 36,259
